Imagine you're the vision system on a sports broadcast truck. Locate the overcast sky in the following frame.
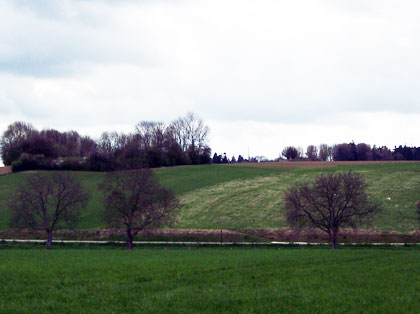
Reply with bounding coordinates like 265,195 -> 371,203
1,0 -> 420,161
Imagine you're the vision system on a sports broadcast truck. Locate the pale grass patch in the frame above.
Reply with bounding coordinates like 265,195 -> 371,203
176,175 -> 295,229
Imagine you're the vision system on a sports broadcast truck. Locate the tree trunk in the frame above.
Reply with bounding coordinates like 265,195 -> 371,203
46,230 -> 53,250
126,230 -> 133,250
331,228 -> 338,250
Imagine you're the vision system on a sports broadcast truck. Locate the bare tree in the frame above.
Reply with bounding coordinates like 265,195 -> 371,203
306,145 -> 318,161
135,121 -> 166,150
10,172 -> 90,249
319,144 -> 332,161
41,129 -> 81,157
167,118 -> 187,151
100,169 -> 179,249
284,171 -> 380,249
80,136 -> 98,157
168,112 -> 209,153
97,131 -> 124,156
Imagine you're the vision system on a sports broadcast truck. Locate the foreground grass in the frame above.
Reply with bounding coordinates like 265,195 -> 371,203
0,162 -> 419,231
0,247 -> 419,313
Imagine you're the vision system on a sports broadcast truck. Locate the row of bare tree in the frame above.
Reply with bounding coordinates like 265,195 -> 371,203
10,170 -> 179,250
1,113 -> 211,171
10,168 -> 395,250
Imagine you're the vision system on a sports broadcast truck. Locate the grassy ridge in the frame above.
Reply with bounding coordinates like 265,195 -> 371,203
177,163 -> 420,231
0,162 -> 419,231
0,247 -> 419,313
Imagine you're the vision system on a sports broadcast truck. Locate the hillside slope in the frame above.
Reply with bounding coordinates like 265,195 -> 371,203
0,162 -> 419,232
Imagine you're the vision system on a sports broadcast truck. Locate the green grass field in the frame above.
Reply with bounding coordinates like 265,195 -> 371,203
0,162 -> 419,232
0,246 -> 419,313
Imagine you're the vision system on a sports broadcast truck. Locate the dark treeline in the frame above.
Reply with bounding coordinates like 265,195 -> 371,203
213,142 -> 420,164
211,152 -> 264,163
212,153 -> 245,164
281,142 -> 420,161
2,116 -> 419,171
1,113 -> 211,172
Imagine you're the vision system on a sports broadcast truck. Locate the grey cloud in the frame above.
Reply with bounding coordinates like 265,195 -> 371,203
0,60 -> 75,77
1,0 -> 420,144
0,1 -> 159,77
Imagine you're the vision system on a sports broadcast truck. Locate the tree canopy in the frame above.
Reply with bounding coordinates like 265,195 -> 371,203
10,172 -> 90,249
284,171 -> 380,249
100,169 -> 179,249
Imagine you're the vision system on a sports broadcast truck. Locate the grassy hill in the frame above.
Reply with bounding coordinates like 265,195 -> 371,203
0,162 -> 419,232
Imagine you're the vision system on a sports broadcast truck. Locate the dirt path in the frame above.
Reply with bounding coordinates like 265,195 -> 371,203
1,239 -> 419,247
2,228 -> 419,243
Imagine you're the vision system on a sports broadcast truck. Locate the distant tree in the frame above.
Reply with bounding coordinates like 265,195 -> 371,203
62,131 -> 81,157
100,169 -> 179,250
297,147 -> 304,159
393,152 -> 405,160
372,145 -> 392,161
79,136 -> 97,157
167,112 -> 210,164
393,145 -> 413,160
333,143 -> 357,161
0,121 -> 35,165
212,153 -> 222,164
198,146 -> 212,164
21,133 -> 58,159
10,172 -> 90,249
319,144 -> 332,161
284,171 -> 380,249
356,143 -> 372,161
237,155 -> 244,163
135,121 -> 166,150
180,112 -> 209,154
165,135 -> 188,166
282,146 -> 299,160
349,142 -> 358,160
222,153 -> 229,163
306,145 -> 318,161
41,129 -> 81,157
231,156 -> 236,163
413,147 -> 420,161
97,131 -> 123,157
167,118 -> 186,151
